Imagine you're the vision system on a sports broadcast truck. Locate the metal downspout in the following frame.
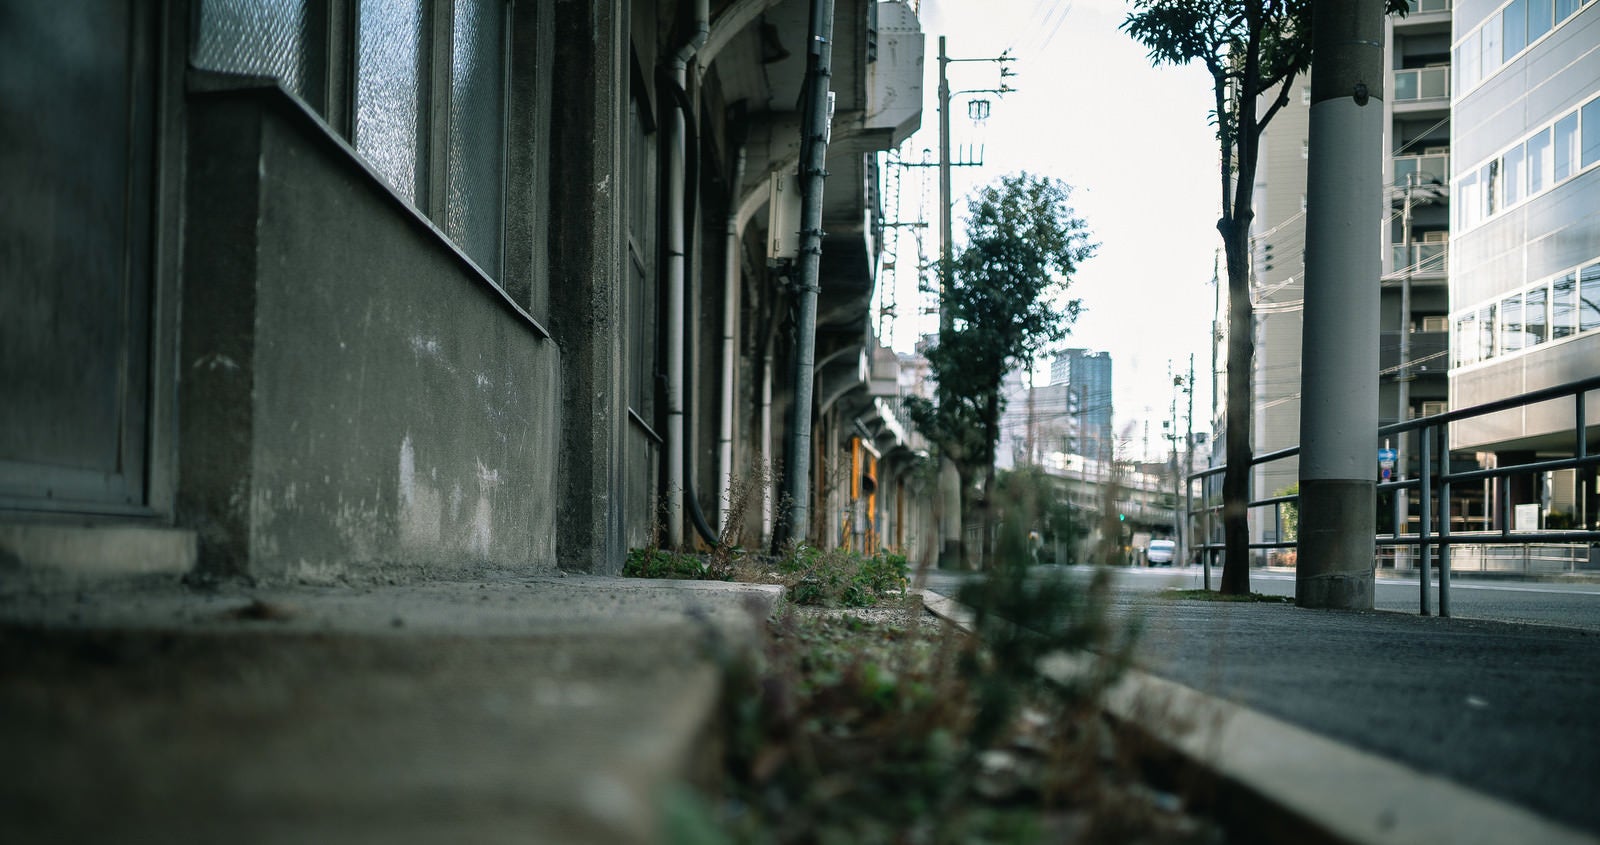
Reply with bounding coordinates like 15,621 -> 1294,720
665,0 -> 709,548
719,145 -> 747,524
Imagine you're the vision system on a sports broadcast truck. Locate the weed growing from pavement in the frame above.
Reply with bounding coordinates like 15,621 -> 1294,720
668,481 -> 1221,843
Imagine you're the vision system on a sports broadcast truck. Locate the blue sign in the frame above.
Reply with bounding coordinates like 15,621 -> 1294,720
1378,448 -> 1397,464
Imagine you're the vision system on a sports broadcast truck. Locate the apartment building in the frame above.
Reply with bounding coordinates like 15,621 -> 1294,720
1448,0 -> 1600,529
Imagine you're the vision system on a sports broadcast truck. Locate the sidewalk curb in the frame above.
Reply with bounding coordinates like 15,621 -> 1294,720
917,589 -> 1600,845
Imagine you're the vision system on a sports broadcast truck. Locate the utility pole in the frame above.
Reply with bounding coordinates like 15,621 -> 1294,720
1184,353 -> 1195,567
1297,0 -> 1383,610
1396,173 -> 1416,552
931,36 -> 1013,568
782,0 -> 835,545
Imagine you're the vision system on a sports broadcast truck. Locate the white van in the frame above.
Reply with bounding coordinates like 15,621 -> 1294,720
1147,539 -> 1176,566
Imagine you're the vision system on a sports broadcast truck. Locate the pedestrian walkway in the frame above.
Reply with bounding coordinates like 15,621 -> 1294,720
0,574 -> 780,844
927,578 -> 1600,843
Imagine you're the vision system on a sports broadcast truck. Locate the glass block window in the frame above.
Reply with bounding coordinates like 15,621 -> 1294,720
355,0 -> 426,205
194,0 -> 320,108
445,0 -> 508,276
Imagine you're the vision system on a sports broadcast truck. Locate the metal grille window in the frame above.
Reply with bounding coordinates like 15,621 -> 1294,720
626,90 -> 657,418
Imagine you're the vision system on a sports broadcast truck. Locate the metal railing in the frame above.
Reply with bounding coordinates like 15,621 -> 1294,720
1186,374 -> 1600,614
1390,241 -> 1448,275
1394,66 -> 1450,101
1393,153 -> 1449,189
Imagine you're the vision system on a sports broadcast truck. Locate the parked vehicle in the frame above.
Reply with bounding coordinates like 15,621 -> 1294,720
1147,539 -> 1176,566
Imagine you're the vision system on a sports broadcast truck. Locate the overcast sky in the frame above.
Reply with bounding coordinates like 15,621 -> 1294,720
879,0 -> 1224,461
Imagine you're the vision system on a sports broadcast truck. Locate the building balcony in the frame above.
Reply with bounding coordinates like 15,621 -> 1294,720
1386,242 -> 1449,280
1381,329 -> 1450,378
1394,0 -> 1452,33
1392,66 -> 1450,117
1393,153 -> 1449,189
1393,66 -> 1449,102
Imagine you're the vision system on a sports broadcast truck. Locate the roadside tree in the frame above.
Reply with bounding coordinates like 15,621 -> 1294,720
907,173 -> 1094,568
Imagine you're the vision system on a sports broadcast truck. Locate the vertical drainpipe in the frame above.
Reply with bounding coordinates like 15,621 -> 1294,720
783,0 -> 835,544
666,0 -> 709,548
719,145 -> 747,523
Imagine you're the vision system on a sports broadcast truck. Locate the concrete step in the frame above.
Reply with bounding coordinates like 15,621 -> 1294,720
0,574 -> 780,844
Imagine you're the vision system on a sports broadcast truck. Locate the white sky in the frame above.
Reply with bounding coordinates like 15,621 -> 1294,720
878,0 -> 1223,461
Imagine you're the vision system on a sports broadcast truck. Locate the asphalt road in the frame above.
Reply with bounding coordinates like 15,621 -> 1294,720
1122,565 -> 1600,632
920,565 -> 1600,632
917,564 -> 1600,835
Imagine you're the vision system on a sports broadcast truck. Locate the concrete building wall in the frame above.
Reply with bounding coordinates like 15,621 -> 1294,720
180,89 -> 561,581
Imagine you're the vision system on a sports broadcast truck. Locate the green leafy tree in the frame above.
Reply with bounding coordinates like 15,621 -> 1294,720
1121,0 -> 1406,594
907,174 -> 1094,568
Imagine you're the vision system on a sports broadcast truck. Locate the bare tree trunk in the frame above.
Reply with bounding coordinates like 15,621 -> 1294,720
1221,220 -> 1255,595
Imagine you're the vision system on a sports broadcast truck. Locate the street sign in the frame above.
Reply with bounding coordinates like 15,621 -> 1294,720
1378,448 -> 1397,482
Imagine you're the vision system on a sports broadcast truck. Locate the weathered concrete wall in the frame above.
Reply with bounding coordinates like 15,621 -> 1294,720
181,88 -> 560,582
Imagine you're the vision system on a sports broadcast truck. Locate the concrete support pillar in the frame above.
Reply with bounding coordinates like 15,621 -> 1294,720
1297,0 -> 1384,609
550,0 -> 627,572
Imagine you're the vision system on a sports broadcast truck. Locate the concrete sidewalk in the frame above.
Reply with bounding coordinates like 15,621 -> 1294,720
927,580 -> 1600,843
0,574 -> 781,844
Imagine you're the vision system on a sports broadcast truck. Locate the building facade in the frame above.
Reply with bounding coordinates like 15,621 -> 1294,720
1448,0 -> 1600,529
0,0 -> 932,582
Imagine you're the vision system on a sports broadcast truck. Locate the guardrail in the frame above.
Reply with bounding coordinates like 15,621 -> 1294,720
1186,374 -> 1600,615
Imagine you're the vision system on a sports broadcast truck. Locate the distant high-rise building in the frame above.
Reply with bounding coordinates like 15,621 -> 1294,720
1050,349 -> 1113,460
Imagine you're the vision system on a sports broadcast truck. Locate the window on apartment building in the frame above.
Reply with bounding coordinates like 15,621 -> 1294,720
1552,273 -> 1577,339
196,0 -> 514,283
1503,143 -> 1526,206
1504,0 -> 1528,59
1583,98 -> 1600,169
1527,127 -> 1552,193
1582,264 -> 1600,334
1554,111 -> 1579,181
1529,0 -> 1553,41
1457,29 -> 1482,93
1301,86 -> 1310,105
1482,11 -> 1503,77
1479,304 -> 1497,361
1481,160 -> 1499,218
1500,292 -> 1525,355
1555,0 -> 1581,21
1525,285 -> 1548,346
1454,313 -> 1480,366
1458,170 -> 1480,230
